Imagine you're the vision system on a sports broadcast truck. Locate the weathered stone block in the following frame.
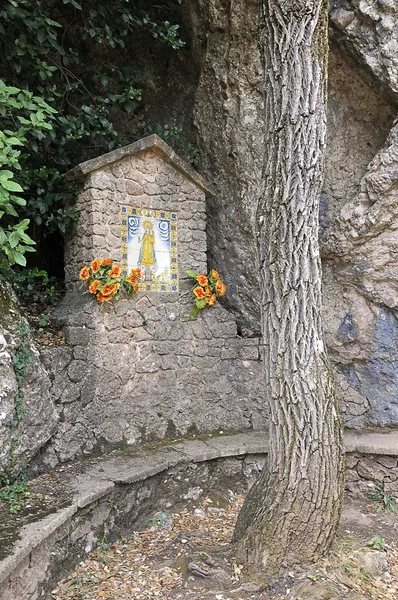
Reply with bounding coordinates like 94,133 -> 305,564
64,327 -> 91,346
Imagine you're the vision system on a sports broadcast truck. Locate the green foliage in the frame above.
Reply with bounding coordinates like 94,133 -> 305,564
0,472 -> 31,514
146,123 -> 200,167
366,536 -> 385,552
146,123 -> 184,146
365,485 -> 398,514
0,0 -> 185,269
39,314 -> 50,328
307,570 -> 325,581
0,317 -> 34,513
3,266 -> 61,304
0,80 -> 57,266
97,533 -> 110,554
186,142 -> 200,168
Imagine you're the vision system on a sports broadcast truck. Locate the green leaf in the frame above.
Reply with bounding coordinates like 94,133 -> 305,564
195,299 -> 206,309
13,196 -> 26,206
4,205 -> 18,217
1,180 -> 23,192
4,246 -> 15,264
6,137 -> 23,146
13,251 -> 27,266
3,85 -> 19,94
185,270 -> 197,279
0,170 -> 14,181
19,232 -> 35,245
190,305 -> 200,320
8,231 -> 20,248
15,218 -> 30,230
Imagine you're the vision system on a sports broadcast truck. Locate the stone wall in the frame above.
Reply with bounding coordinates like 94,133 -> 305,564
346,453 -> 398,497
1,436 -> 267,600
33,137 -> 265,470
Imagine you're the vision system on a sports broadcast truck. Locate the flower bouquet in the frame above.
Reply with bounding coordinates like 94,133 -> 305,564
79,258 -> 142,303
185,268 -> 226,319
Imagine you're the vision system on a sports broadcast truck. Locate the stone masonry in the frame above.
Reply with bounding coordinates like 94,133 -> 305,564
35,136 -> 266,469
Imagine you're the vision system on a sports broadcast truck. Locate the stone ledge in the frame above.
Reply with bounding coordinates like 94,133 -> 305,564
1,428 -> 397,599
0,505 -> 77,585
344,429 -> 398,456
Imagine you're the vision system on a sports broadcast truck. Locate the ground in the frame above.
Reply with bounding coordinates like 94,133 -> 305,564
50,491 -> 398,600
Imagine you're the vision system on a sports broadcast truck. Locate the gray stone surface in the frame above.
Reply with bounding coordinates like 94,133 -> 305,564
345,429 -> 398,455
0,282 -> 58,478
319,9 -> 398,427
0,504 -> 76,584
330,0 -> 398,102
323,116 -> 398,426
66,134 -> 215,197
187,0 -> 264,336
354,549 -> 390,576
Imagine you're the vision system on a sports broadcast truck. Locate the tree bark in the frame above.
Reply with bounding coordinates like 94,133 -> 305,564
233,0 -> 345,573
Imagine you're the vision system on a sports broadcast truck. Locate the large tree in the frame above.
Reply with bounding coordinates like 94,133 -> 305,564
233,0 -> 345,573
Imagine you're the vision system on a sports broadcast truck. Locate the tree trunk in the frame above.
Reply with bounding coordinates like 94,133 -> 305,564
233,0 -> 345,573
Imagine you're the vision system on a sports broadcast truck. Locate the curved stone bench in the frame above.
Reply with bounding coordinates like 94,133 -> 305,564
1,429 -> 397,600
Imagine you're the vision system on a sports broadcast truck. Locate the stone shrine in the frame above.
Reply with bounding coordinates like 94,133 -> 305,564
39,135 -> 265,467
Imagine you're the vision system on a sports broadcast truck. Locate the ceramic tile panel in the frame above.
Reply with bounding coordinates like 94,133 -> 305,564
121,205 -> 178,292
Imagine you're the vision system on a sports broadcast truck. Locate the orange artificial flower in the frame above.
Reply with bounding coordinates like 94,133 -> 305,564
101,282 -> 119,297
88,279 -> 101,294
131,268 -> 142,279
91,259 -> 101,274
196,273 -> 208,287
206,294 -> 217,306
96,292 -> 113,303
101,258 -> 113,266
215,280 -> 226,296
133,281 -> 139,292
193,286 -> 206,300
210,269 -> 220,280
126,275 -> 136,285
108,265 -> 122,279
204,285 -> 212,297
79,266 -> 90,281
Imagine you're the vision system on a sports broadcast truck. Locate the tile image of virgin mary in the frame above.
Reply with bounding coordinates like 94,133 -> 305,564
138,219 -> 157,279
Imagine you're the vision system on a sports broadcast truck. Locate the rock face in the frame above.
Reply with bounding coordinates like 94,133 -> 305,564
189,0 -> 398,426
323,4 -> 398,427
0,282 -> 58,478
330,0 -> 398,102
186,0 -> 264,336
